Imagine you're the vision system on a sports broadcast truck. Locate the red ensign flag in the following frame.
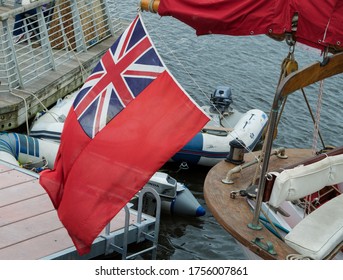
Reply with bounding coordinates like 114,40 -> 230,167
39,14 -> 209,255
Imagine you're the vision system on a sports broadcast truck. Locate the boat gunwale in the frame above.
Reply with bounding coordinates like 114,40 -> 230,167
204,148 -> 315,260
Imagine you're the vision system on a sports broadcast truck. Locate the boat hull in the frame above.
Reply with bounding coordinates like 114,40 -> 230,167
172,109 -> 268,166
0,133 -> 59,169
30,94 -> 268,167
161,184 -> 206,217
0,132 -> 203,218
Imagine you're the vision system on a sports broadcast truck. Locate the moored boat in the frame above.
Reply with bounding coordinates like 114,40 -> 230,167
203,52 -> 343,259
0,132 -> 59,170
30,86 -> 268,166
29,92 -> 77,142
142,171 -> 206,217
0,132 -> 204,217
141,0 -> 343,260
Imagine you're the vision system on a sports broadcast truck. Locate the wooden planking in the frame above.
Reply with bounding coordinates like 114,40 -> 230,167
0,164 -> 74,259
0,208 -> 138,260
0,2 -> 129,132
0,194 -> 53,227
0,228 -> 74,260
0,210 -> 63,248
0,169 -> 36,189
0,28 -> 118,131
0,166 -> 73,259
0,163 -> 11,172
0,179 -> 45,206
0,162 -> 146,259
204,148 -> 313,260
0,172 -> 34,189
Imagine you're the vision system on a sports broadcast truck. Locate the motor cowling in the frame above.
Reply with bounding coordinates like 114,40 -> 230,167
210,86 -> 233,112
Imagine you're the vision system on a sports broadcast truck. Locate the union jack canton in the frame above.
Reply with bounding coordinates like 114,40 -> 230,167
73,15 -> 165,138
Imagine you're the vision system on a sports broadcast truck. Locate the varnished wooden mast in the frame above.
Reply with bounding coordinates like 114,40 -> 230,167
140,0 -> 160,13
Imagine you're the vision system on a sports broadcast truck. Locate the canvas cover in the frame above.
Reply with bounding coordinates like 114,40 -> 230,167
158,0 -> 343,51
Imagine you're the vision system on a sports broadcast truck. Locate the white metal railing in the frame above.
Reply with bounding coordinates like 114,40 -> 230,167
0,0 -> 122,93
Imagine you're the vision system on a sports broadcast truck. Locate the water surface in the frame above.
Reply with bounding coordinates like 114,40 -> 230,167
111,0 -> 343,260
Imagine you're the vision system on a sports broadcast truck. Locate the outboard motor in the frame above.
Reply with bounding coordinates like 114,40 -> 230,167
210,86 -> 233,113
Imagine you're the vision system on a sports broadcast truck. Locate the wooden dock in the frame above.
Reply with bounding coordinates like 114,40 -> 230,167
0,159 -> 159,260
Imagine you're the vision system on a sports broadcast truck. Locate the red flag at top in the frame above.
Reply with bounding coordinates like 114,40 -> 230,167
39,14 -> 209,255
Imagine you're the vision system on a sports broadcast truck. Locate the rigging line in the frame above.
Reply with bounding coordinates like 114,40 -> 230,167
312,79 -> 324,154
143,16 -> 226,116
144,20 -> 209,106
312,48 -> 329,153
332,184 -> 342,194
300,88 -> 325,148
260,207 -> 285,241
275,49 -> 298,129
141,15 -> 258,157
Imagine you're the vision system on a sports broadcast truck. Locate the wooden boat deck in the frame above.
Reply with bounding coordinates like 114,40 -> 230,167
0,160 -> 154,260
204,148 -> 313,260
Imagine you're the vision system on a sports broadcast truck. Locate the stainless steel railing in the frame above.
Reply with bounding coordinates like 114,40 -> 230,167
0,0 -> 122,93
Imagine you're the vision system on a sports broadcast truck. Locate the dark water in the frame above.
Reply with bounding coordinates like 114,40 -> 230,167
111,0 -> 343,260
159,163 -> 248,260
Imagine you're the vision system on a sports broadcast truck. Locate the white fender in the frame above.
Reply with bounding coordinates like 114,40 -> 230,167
181,109 -> 268,166
230,108 -> 268,148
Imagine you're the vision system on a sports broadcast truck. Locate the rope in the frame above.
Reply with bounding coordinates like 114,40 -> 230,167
144,17 -> 208,106
312,79 -> 324,154
11,88 -> 64,138
303,183 -> 342,215
301,88 -> 325,148
10,35 -> 87,136
286,254 -> 312,260
177,162 -> 189,172
260,207 -> 285,241
141,13 -> 257,156
311,48 -> 329,154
